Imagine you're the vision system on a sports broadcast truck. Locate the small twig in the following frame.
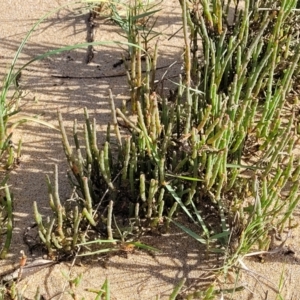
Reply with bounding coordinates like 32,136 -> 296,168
168,26 -> 183,41
237,258 -> 280,294
155,61 -> 178,86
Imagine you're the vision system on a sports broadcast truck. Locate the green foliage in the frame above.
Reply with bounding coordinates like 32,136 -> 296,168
33,164 -> 119,257
177,0 -> 300,266
3,0 -> 300,298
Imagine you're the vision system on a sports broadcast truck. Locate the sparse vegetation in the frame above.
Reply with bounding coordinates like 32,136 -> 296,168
1,0 -> 300,299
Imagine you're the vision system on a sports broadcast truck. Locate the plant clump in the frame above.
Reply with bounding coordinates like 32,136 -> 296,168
32,0 -> 300,274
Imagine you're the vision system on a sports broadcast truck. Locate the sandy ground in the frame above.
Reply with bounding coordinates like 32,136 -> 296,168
1,1 -> 300,299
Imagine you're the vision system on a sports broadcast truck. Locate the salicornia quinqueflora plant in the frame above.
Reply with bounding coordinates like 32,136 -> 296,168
177,0 -> 300,262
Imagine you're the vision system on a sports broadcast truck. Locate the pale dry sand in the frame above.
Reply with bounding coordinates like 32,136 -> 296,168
1,1 -> 300,299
